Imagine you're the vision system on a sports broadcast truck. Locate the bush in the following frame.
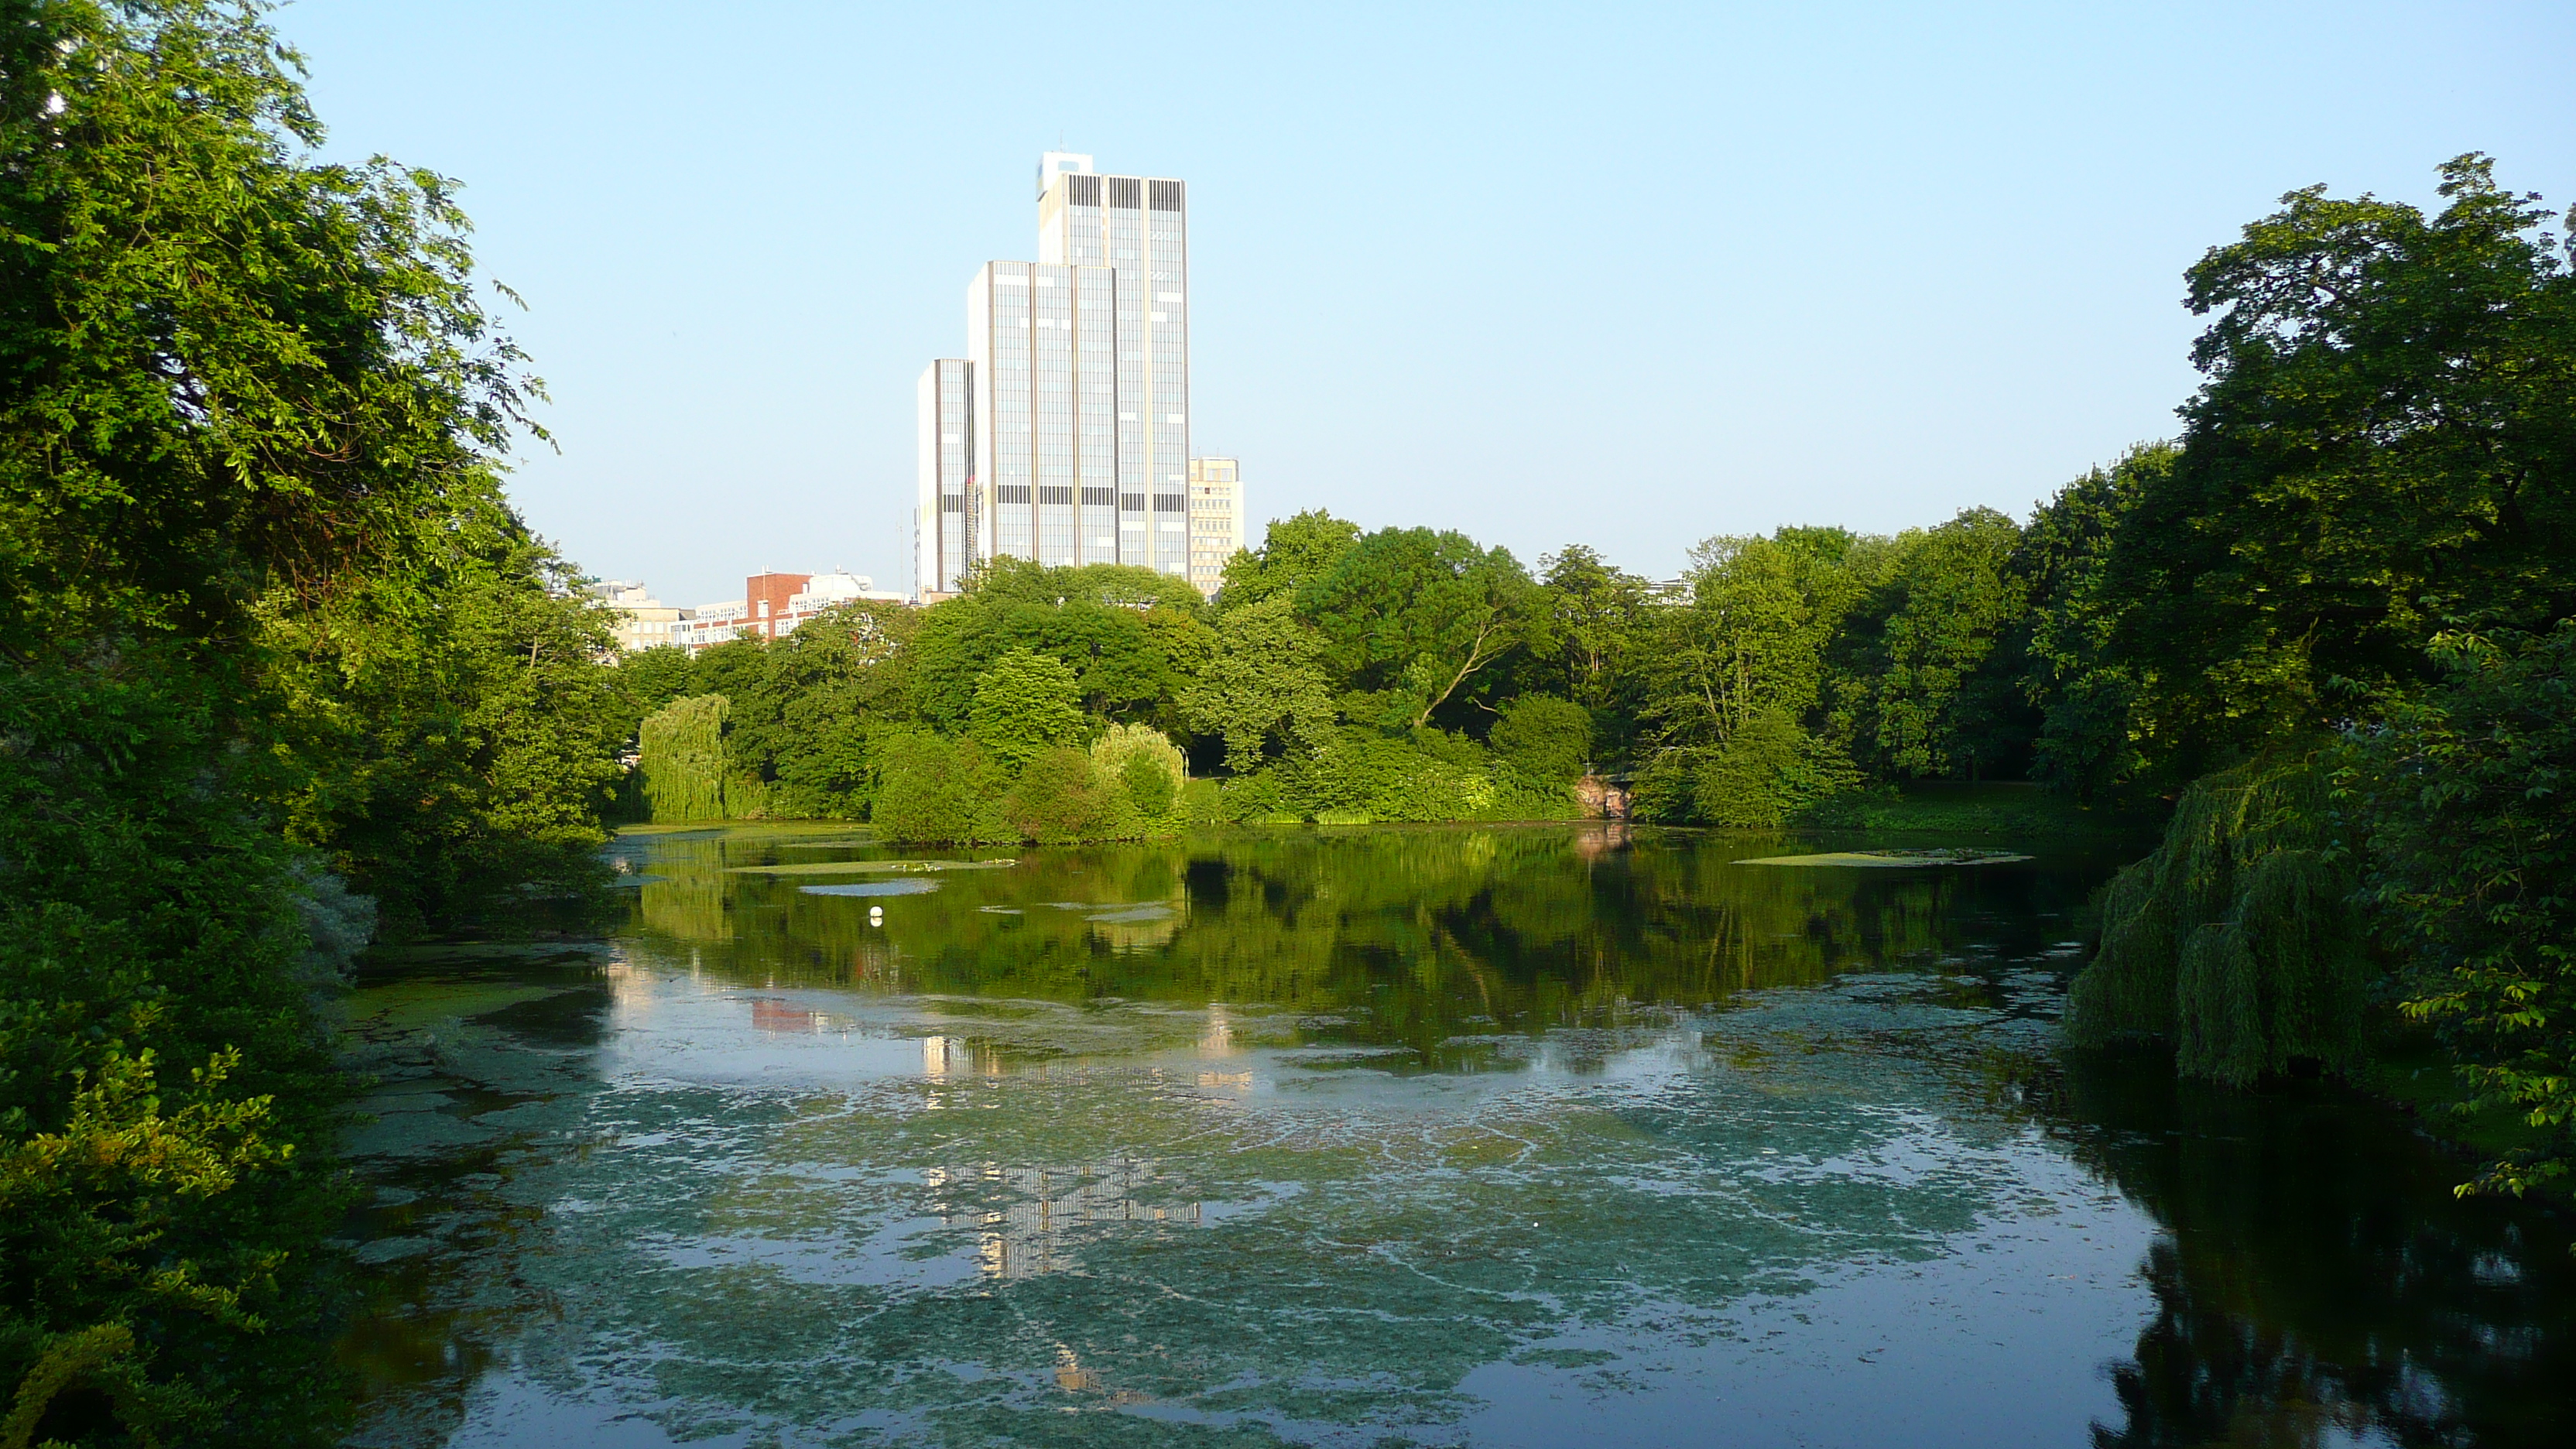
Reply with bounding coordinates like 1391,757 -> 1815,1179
1690,711 -> 1859,827
1091,722 -> 1188,827
1006,746 -> 1114,842
871,731 -> 1009,844
1489,694 -> 1593,784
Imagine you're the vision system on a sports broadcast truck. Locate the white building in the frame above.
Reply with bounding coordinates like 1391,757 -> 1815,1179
672,570 -> 903,654
916,153 -> 1193,596
1185,457 -> 1244,598
585,581 -> 693,656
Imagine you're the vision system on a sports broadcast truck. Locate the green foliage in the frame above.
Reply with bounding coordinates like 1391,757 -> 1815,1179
264,529 -> 627,927
869,731 -> 1010,845
1180,593 -> 1335,772
909,559 -> 1210,736
1005,746 -> 1114,843
1690,710 -> 1865,828
2106,156 -> 2576,787
0,1 -> 601,1438
639,695 -> 731,822
2013,446 -> 2168,799
2067,760 -> 2371,1085
1838,507 -> 2030,779
1216,509 -> 1362,611
1297,528 -> 1549,730
2347,623 -> 2576,1198
1092,723 -> 1187,826
1536,546 -> 1653,711
1488,694 -> 1592,785
968,647 -> 1089,772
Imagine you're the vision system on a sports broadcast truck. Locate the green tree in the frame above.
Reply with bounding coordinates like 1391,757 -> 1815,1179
2013,446 -> 2169,799
1536,546 -> 1651,706
2108,155 -> 2576,786
968,647 -> 1088,771
1488,695 -> 1593,785
264,527 -> 627,926
1091,722 -> 1187,826
0,1 -> 558,1439
2348,622 -> 2576,1199
1297,527 -> 1550,729
1180,593 -> 1338,773
1216,509 -> 1362,611
908,559 -> 1210,736
1839,508 -> 2028,779
870,731 -> 1008,844
1005,745 -> 1113,843
638,695 -> 731,822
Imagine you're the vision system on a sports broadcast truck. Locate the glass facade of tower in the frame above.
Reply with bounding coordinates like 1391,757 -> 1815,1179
1038,163 -> 1190,577
920,156 -> 1194,591
968,262 -> 1122,570
914,358 -> 975,596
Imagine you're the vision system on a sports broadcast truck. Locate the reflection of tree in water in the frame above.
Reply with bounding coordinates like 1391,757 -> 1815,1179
626,826 -> 2095,1068
2060,1053 -> 2576,1448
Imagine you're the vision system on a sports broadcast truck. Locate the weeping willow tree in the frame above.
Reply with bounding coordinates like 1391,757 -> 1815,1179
639,694 -> 731,821
2066,759 -> 2372,1085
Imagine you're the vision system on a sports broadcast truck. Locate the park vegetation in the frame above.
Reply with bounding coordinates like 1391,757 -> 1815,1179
0,0 -> 2569,1440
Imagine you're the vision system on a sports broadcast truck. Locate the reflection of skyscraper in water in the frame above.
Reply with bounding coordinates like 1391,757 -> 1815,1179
917,152 -> 1190,597
920,1160 -> 1201,1281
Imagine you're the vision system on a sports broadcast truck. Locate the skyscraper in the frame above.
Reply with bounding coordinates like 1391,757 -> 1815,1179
916,155 -> 1191,596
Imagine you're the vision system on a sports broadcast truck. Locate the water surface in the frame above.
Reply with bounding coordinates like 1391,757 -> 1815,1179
336,824 -> 2576,1447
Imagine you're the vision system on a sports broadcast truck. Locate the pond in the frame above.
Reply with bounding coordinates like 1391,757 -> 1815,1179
335,824 -> 2576,1447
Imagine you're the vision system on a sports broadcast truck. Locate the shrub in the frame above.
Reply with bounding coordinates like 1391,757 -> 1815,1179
871,731 -> 1008,844
1006,745 -> 1112,842
1490,694 -> 1592,784
1691,710 -> 1863,827
1091,722 -> 1188,827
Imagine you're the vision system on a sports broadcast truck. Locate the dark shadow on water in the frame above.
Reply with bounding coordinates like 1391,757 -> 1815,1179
464,982 -> 611,1047
2060,1050 -> 2576,1449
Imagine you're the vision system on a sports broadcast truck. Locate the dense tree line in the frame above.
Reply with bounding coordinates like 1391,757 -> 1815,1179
2,3 -> 625,1443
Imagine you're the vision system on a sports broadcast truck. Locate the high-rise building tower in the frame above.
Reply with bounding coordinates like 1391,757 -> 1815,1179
915,155 -> 1192,596
915,358 -> 974,600
1186,457 -> 1243,597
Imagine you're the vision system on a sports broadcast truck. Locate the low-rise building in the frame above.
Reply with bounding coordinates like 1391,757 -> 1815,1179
586,581 -> 694,656
673,571 -> 906,654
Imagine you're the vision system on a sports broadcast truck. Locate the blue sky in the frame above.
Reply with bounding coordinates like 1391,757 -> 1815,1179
273,1 -> 2574,608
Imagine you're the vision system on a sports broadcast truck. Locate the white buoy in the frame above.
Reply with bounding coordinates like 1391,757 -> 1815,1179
868,905 -> 884,927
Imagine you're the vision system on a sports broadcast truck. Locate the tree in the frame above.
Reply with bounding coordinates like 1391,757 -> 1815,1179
2014,446 -> 2169,799
1180,593 -> 1338,773
907,559 -> 1211,736
2349,622 -> 2576,1199
1840,509 -> 2028,779
2108,155 -> 2576,786
638,695 -> 731,822
1297,527 -> 1549,729
1215,509 -> 1362,611
871,731 -> 1008,844
0,2 -> 554,1439
968,647 -> 1088,771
